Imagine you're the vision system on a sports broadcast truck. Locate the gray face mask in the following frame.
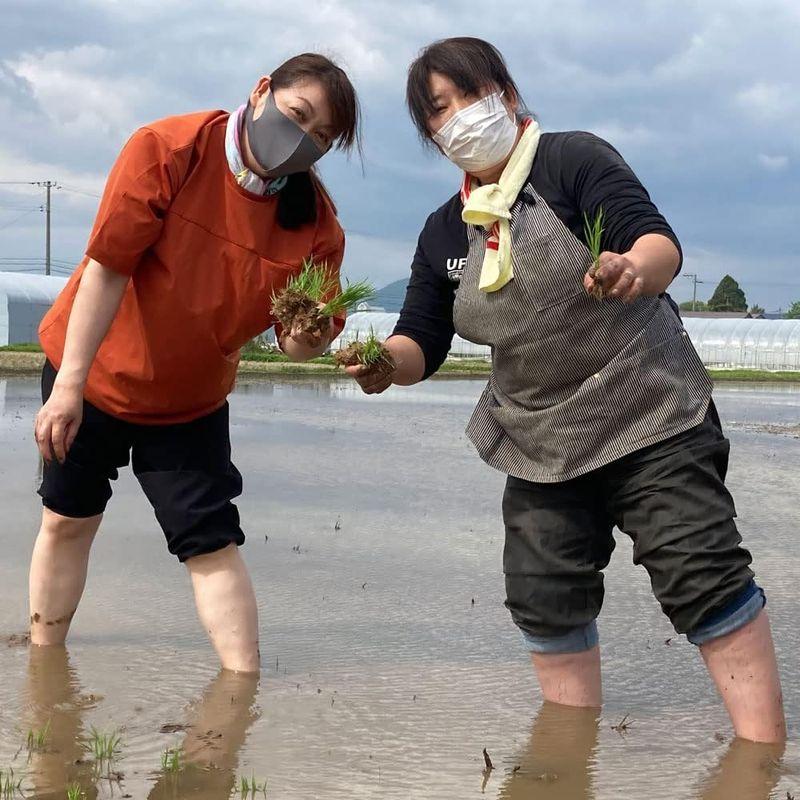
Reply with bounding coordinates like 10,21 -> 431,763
244,92 -> 326,178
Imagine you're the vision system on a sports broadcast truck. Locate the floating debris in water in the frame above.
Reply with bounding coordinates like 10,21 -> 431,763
159,724 -> 190,734
611,714 -> 633,734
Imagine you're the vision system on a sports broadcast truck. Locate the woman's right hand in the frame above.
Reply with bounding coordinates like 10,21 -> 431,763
35,382 -> 84,464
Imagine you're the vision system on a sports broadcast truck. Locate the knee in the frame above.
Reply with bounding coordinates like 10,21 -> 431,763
40,508 -> 99,542
685,581 -> 766,646
521,620 -> 600,655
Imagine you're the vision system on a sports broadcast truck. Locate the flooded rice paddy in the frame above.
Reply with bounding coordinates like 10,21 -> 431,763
0,374 -> 798,799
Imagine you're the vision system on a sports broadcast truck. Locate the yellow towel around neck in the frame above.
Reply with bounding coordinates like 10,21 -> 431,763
460,118 -> 541,292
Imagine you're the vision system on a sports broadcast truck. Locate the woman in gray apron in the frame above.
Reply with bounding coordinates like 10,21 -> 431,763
347,37 -> 784,743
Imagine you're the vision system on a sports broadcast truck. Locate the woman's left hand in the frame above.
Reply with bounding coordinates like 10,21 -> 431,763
584,251 -> 645,303
279,315 -> 336,361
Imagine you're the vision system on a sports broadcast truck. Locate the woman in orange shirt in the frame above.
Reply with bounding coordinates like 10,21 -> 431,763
31,53 -> 360,673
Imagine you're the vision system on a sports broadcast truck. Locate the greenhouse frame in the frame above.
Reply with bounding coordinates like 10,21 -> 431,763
334,311 -> 800,371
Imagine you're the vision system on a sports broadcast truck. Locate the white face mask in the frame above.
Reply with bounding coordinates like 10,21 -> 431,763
433,91 -> 518,173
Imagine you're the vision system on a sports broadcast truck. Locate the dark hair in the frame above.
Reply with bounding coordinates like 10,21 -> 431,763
269,53 -> 362,229
406,37 -> 527,144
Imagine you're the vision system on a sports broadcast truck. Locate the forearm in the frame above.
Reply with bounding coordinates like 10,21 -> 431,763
56,259 -> 130,390
384,335 -> 426,385
624,233 -> 681,295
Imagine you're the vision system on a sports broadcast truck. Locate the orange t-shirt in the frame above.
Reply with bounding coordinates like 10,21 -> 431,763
39,111 -> 345,425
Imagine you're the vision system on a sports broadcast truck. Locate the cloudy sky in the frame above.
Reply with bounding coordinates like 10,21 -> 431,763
1,0 -> 798,310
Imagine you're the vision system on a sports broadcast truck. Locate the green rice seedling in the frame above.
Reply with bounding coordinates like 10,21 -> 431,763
583,207 -> 606,299
66,782 -> 85,800
0,768 -> 23,798
333,328 -> 395,377
237,773 -> 268,797
286,258 -> 339,302
26,720 -> 50,752
271,259 -> 375,342
85,727 -> 122,762
319,278 -> 375,317
161,748 -> 182,773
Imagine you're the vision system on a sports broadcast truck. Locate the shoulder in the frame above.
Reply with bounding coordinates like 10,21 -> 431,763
118,111 -> 227,189
535,130 -> 624,175
137,110 -> 228,155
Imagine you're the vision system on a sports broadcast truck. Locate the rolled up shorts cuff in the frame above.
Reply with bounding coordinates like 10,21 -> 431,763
520,620 -> 599,654
686,584 -> 766,646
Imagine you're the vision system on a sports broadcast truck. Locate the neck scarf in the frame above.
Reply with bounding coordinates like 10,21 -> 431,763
224,104 -> 288,196
460,117 -> 541,293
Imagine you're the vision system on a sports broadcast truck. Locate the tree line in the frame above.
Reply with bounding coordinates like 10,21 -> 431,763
678,275 -> 800,318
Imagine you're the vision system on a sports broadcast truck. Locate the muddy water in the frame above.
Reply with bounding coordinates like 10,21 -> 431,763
0,375 -> 798,799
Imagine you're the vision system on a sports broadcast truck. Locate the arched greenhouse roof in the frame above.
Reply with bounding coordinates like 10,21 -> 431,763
338,311 -> 800,370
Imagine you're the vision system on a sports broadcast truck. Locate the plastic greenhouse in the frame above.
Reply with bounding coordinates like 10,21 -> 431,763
0,272 -> 68,346
335,311 -> 800,371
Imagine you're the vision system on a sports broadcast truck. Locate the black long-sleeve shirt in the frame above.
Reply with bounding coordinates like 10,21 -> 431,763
393,131 -> 682,378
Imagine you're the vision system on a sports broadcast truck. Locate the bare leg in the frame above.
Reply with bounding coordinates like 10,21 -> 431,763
700,610 -> 785,743
29,508 -> 101,645
186,543 -> 260,673
531,645 -> 602,707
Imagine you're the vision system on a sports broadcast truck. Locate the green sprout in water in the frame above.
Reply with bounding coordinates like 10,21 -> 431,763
0,768 -> 23,799
85,728 -> 122,762
583,206 -> 606,299
26,720 -> 50,752
237,773 -> 268,797
161,748 -> 182,774
66,782 -> 86,800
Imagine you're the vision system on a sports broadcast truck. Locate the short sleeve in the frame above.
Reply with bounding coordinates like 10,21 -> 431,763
85,127 -> 179,276
393,225 -> 456,379
564,132 -> 683,273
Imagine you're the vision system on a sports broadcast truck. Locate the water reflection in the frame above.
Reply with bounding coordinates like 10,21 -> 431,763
695,737 -> 785,799
497,702 -> 600,799
146,670 -> 260,799
21,648 -> 260,799
22,645 -> 99,799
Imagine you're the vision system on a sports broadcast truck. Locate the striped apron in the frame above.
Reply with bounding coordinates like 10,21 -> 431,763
452,183 -> 712,483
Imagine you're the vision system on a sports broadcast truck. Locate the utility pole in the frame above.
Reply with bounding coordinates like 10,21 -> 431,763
0,180 -> 59,275
682,273 -> 703,310
45,180 -> 53,276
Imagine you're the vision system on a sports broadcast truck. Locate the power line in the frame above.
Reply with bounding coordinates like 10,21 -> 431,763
59,184 -> 101,199
0,207 -> 41,232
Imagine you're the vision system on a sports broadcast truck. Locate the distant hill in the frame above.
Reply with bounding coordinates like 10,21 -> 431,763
370,278 -> 408,312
